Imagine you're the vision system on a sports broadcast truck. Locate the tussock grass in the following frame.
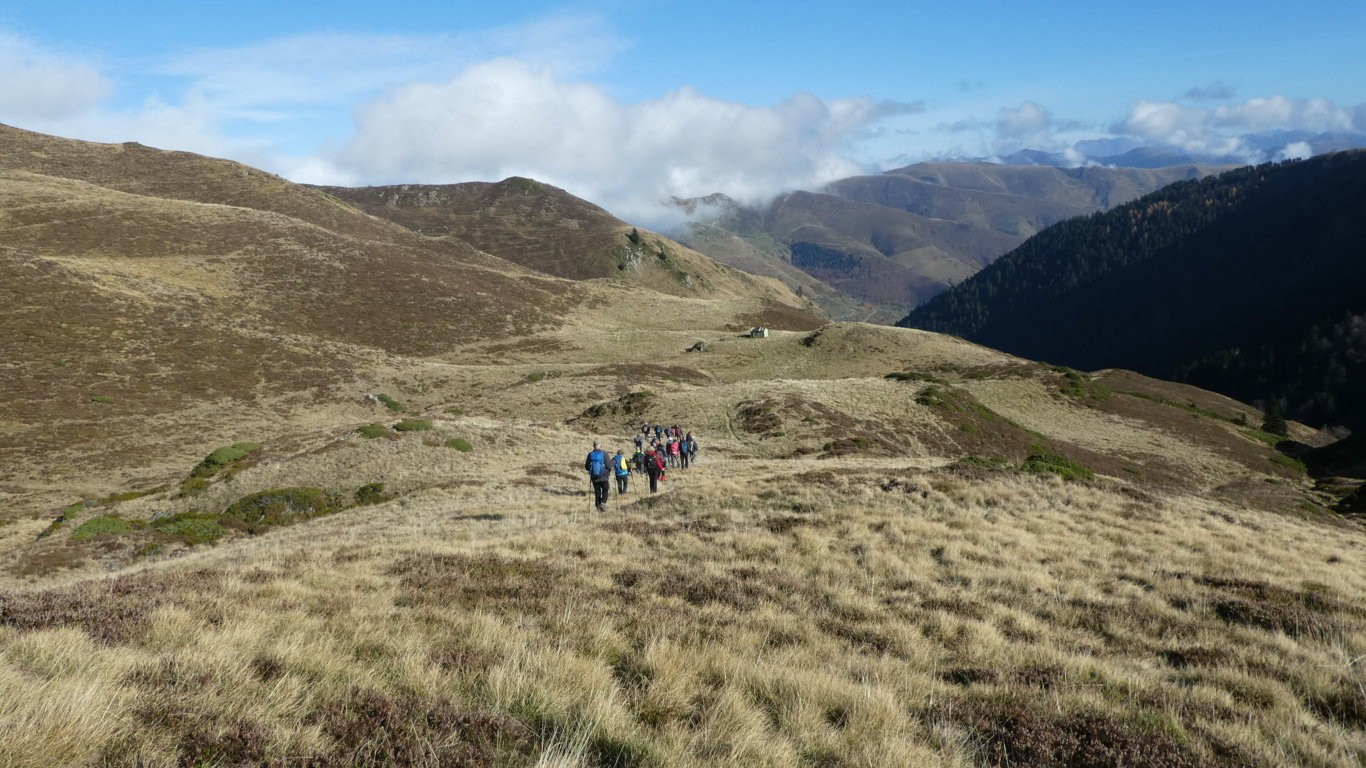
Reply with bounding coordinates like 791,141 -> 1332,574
0,287 -> 1360,765
2,456 -> 1361,766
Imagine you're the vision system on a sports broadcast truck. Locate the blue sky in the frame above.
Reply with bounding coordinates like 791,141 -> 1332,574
2,1 -> 1364,224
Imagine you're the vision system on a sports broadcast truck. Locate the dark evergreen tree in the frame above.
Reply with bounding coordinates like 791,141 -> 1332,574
1262,401 -> 1289,437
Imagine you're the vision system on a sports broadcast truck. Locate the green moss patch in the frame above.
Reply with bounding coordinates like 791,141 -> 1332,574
70,515 -> 140,541
357,423 -> 391,439
1021,450 -> 1095,482
152,513 -> 227,545
354,483 -> 387,506
393,418 -> 433,432
191,442 -> 262,478
886,371 -> 945,384
446,438 -> 473,452
377,393 -> 405,412
1056,369 -> 1111,404
1270,453 -> 1307,473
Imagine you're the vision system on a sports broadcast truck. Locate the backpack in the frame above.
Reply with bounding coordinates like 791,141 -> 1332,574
617,455 -> 630,473
588,450 -> 607,478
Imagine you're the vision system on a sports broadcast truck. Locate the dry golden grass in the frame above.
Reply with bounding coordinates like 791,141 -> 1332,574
3,368 -> 1363,766
2,125 -> 1362,766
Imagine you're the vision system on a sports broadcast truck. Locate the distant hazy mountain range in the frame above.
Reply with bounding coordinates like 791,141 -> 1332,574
674,159 -> 1234,323
900,151 -> 1366,431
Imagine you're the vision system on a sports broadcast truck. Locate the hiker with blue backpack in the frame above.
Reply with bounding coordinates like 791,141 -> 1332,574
585,440 -> 612,512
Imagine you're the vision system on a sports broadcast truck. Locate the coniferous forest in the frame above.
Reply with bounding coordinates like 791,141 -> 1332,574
900,151 -> 1366,430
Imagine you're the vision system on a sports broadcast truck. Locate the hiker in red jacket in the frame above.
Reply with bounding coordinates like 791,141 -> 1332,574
645,446 -> 666,493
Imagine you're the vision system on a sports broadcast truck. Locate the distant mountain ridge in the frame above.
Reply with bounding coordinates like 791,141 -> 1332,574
899,151 -> 1366,429
319,178 -> 811,303
676,160 -> 1232,322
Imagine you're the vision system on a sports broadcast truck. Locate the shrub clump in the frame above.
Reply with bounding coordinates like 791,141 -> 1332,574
70,515 -> 139,541
446,438 -> 473,452
152,513 -> 227,545
916,386 -> 947,407
1058,369 -> 1111,403
1021,450 -> 1095,482
354,483 -> 387,506
357,423 -> 391,439
190,443 -> 262,478
220,488 -> 343,534
1269,452 -> 1307,473
377,393 -> 404,412
393,418 -> 433,432
178,477 -> 210,498
886,371 -> 945,384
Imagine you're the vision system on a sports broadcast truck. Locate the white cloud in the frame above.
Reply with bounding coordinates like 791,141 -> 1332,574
1274,141 -> 1314,161
326,58 -> 901,227
1114,96 -> 1362,160
997,101 -> 1051,140
0,32 -> 113,123
1213,96 -> 1353,132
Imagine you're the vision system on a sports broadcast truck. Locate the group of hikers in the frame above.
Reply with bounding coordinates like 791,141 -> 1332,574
583,423 -> 700,512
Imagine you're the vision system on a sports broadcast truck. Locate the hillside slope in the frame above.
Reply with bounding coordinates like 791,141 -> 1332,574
0,126 -> 820,517
1,126 -> 1361,768
900,151 -> 1366,430
2,320 -> 1361,767
676,162 -> 1229,322
319,179 -> 813,304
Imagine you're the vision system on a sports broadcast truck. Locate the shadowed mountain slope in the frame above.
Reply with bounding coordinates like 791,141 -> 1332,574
900,151 -> 1366,431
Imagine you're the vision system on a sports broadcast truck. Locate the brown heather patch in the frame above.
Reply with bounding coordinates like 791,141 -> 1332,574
0,569 -> 219,644
308,687 -> 534,768
949,694 -> 1213,768
121,664 -> 533,768
737,298 -> 828,331
1192,574 -> 1359,641
10,541 -> 91,577
735,397 -> 784,436
388,553 -> 563,613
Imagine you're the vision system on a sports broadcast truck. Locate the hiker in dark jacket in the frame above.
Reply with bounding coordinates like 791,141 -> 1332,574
644,446 -> 665,493
632,448 -> 646,473
613,449 -> 630,495
585,440 -> 612,512
679,434 -> 691,469
687,432 -> 698,462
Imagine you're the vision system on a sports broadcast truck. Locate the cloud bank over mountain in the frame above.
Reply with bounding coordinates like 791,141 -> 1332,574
2,16 -> 1364,226
326,59 -> 917,226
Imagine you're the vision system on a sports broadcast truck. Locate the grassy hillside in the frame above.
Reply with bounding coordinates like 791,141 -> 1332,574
1,323 -> 1362,767
0,126 -> 822,521
320,179 -> 813,304
900,151 -> 1366,431
0,127 -> 1361,767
